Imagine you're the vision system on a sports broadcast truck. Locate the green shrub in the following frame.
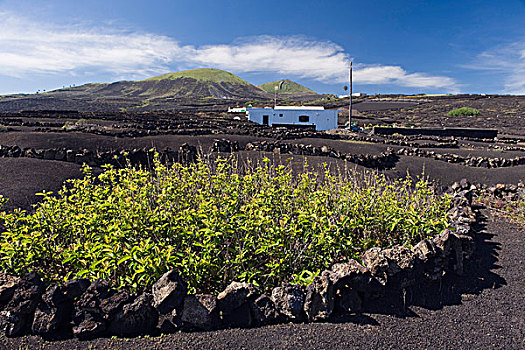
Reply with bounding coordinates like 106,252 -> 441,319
447,107 -> 481,116
0,157 -> 451,293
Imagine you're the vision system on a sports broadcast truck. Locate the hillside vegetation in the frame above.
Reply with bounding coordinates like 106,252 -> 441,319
144,68 -> 251,85
44,69 -> 270,101
258,79 -> 317,95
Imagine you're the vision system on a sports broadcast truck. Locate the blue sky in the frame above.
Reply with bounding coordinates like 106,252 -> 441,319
1,0 -> 524,95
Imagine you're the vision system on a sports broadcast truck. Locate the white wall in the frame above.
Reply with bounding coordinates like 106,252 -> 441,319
247,108 -> 338,131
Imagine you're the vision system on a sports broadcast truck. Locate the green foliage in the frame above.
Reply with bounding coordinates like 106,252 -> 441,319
244,100 -> 264,106
143,68 -> 250,85
0,158 -> 451,293
257,80 -> 317,95
447,107 -> 481,116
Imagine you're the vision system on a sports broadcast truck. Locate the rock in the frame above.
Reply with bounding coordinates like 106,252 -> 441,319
323,260 -> 378,314
157,310 -> 179,334
0,272 -> 45,337
32,285 -> 71,335
361,247 -> 389,284
412,239 -> 438,263
211,139 -> 239,153
271,284 -> 306,322
179,144 -> 197,163
382,246 -> 416,273
152,270 -> 187,315
108,293 -> 158,337
181,294 -> 220,331
72,280 -> 112,339
382,246 -> 418,288
249,294 -> 279,326
217,282 -> 259,316
43,149 -> 57,160
459,178 -> 470,190
63,279 -> 91,300
54,149 -> 66,161
0,273 -> 19,306
100,290 -> 134,321
65,149 -> 75,162
433,230 -> 465,275
128,149 -> 148,167
330,260 -> 367,277
362,246 -> 418,289
222,302 -> 253,329
72,312 -> 106,340
304,275 -> 334,321
217,282 -> 259,329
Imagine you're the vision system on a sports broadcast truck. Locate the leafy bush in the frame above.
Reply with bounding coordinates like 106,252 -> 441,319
447,107 -> 481,116
0,157 -> 451,293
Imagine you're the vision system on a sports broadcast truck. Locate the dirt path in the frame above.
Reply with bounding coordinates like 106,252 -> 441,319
1,209 -> 523,349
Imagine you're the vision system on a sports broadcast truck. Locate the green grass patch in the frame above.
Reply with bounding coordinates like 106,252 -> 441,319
143,68 -> 250,85
258,80 -> 316,95
0,157 -> 451,293
447,107 -> 481,116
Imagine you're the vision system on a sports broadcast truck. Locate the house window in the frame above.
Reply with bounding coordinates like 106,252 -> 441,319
299,115 -> 310,122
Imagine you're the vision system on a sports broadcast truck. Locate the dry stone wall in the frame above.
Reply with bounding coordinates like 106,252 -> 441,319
0,180 -> 479,339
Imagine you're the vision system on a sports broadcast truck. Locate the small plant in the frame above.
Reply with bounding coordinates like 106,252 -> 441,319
447,107 -> 481,117
478,187 -> 525,226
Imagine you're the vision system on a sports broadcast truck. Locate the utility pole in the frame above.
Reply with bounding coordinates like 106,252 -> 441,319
349,61 -> 353,130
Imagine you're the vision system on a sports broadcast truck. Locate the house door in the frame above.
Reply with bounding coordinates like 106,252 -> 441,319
263,115 -> 269,126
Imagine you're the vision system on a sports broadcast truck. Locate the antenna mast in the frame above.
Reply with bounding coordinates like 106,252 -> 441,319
349,61 -> 353,130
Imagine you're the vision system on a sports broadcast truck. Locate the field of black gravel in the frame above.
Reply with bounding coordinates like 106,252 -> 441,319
0,95 -> 524,349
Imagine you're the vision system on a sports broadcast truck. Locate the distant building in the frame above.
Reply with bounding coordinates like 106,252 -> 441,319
227,107 -> 247,113
338,92 -> 366,98
247,106 -> 338,131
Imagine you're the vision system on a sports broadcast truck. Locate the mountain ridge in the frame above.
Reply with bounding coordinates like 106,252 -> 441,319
258,79 -> 316,95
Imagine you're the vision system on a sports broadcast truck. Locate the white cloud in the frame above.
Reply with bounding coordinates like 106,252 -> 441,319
467,41 -> 525,95
183,36 -> 458,91
0,11 -> 185,78
352,65 -> 457,89
0,11 -> 458,91
185,36 -> 349,82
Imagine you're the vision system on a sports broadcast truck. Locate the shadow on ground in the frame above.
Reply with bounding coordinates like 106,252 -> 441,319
331,204 -> 506,326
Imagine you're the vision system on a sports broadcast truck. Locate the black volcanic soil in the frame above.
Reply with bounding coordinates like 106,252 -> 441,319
0,94 -> 524,348
351,95 -> 525,137
0,158 -> 86,210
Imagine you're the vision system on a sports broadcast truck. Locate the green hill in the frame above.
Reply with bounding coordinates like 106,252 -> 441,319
143,68 -> 251,85
0,69 -> 277,112
258,79 -> 317,95
55,69 -> 269,100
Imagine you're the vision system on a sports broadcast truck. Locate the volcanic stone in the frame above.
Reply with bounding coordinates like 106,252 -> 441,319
271,284 -> 306,322
181,294 -> 220,331
304,275 -> 334,321
152,270 -> 187,315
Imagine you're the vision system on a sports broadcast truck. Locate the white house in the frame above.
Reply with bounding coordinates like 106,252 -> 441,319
247,106 -> 338,131
227,107 -> 247,113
